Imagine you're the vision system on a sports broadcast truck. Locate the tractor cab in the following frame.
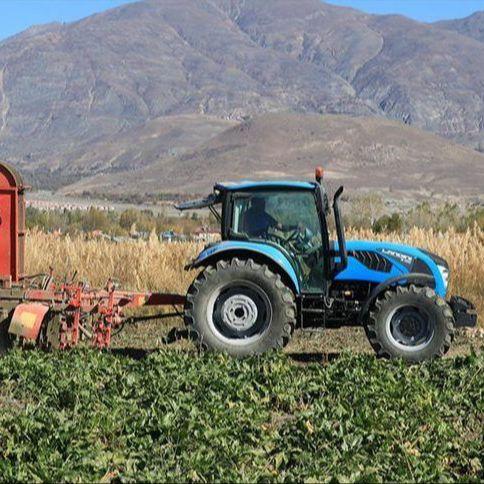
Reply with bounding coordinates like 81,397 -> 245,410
178,170 -> 348,295
221,182 -> 327,293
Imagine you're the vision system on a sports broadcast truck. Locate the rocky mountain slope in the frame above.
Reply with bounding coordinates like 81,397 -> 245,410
63,113 -> 484,197
0,0 -> 483,194
437,11 -> 484,43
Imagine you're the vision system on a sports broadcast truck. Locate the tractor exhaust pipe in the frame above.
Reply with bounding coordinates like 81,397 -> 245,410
333,186 -> 348,274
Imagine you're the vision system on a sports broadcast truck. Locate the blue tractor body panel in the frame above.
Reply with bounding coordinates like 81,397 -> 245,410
192,241 -> 301,292
192,239 -> 447,297
335,240 -> 447,297
190,178 -> 447,299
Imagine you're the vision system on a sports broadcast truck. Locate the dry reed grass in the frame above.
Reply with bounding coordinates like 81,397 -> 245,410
26,227 -> 483,321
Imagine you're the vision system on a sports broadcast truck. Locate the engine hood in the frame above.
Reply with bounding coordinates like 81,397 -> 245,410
333,239 -> 448,297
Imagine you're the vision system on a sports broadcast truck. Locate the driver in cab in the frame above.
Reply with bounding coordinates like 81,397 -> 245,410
242,197 -> 277,238
241,195 -> 322,290
242,197 -> 316,247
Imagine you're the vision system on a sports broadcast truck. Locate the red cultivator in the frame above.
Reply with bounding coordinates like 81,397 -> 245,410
5,277 -> 185,350
0,162 -> 185,352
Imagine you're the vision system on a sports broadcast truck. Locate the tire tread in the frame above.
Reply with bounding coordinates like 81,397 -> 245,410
365,284 -> 455,361
184,258 -> 296,354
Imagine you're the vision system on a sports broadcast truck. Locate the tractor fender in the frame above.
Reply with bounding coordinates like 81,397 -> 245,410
358,273 -> 435,324
188,241 -> 300,294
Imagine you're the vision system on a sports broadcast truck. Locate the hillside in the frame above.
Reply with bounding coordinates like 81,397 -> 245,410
437,12 -> 484,43
36,114 -> 235,176
0,0 -> 483,193
62,113 -> 484,197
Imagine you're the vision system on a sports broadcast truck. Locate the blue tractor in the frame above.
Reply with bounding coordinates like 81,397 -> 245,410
178,169 -> 477,362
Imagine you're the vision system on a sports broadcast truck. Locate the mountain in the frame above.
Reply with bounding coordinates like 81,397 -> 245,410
0,0 -> 483,194
436,12 -> 484,43
220,1 -> 484,148
62,112 -> 484,197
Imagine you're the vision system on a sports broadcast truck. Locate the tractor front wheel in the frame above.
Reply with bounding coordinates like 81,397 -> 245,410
365,285 -> 455,362
185,258 -> 296,357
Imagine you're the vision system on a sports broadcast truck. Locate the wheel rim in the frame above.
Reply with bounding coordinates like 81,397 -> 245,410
385,304 -> 434,352
206,281 -> 272,346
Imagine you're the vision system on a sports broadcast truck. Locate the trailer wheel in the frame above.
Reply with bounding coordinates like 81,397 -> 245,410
185,258 -> 296,357
0,309 -> 13,356
364,285 -> 455,362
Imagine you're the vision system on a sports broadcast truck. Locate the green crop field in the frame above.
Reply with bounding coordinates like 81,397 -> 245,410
0,349 -> 482,482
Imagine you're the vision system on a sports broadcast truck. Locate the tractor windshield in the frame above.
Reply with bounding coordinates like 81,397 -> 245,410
231,190 -> 324,292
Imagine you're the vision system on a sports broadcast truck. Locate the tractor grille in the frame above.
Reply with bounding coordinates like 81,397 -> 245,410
350,250 -> 392,273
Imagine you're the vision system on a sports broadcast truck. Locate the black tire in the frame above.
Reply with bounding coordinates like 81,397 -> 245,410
185,258 -> 296,357
0,309 -> 13,356
364,285 -> 455,362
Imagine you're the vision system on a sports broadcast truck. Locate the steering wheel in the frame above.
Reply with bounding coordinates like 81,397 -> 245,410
266,225 -> 301,245
285,229 -> 300,243
267,225 -> 322,259
266,230 -> 290,246
303,245 -> 321,255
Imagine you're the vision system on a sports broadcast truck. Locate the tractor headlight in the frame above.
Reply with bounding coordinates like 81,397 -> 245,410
437,264 -> 450,288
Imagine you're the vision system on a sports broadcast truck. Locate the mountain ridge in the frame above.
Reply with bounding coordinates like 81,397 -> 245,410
436,11 -> 484,43
62,112 -> 484,198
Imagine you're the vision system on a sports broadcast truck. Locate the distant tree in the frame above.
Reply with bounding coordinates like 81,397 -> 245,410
82,208 -> 111,232
373,213 -> 404,233
120,209 -> 139,230
344,194 -> 386,229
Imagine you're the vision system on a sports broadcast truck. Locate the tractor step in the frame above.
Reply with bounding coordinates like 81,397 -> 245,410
450,296 -> 478,327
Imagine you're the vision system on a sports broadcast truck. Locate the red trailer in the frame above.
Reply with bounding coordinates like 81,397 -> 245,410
0,162 -> 185,353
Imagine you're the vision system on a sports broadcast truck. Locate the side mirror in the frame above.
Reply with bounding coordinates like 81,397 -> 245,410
175,193 -> 219,211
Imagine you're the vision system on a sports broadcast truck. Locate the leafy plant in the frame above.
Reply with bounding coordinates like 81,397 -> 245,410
0,350 -> 482,482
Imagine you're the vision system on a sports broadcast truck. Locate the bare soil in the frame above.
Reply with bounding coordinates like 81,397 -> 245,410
111,316 -> 483,361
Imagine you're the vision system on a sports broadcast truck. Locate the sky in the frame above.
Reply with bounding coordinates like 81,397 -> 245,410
0,0 -> 134,40
325,0 -> 484,22
0,0 -> 483,41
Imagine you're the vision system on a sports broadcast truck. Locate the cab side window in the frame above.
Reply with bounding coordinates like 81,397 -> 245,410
231,190 -> 324,292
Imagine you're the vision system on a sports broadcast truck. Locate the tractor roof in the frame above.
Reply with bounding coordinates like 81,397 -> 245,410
215,180 -> 316,191
176,180 -> 317,211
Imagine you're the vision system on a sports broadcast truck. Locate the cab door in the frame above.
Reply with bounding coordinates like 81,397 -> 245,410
228,189 -> 327,293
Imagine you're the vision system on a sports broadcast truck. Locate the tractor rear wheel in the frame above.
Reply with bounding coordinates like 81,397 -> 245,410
364,285 -> 455,362
185,258 -> 296,357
